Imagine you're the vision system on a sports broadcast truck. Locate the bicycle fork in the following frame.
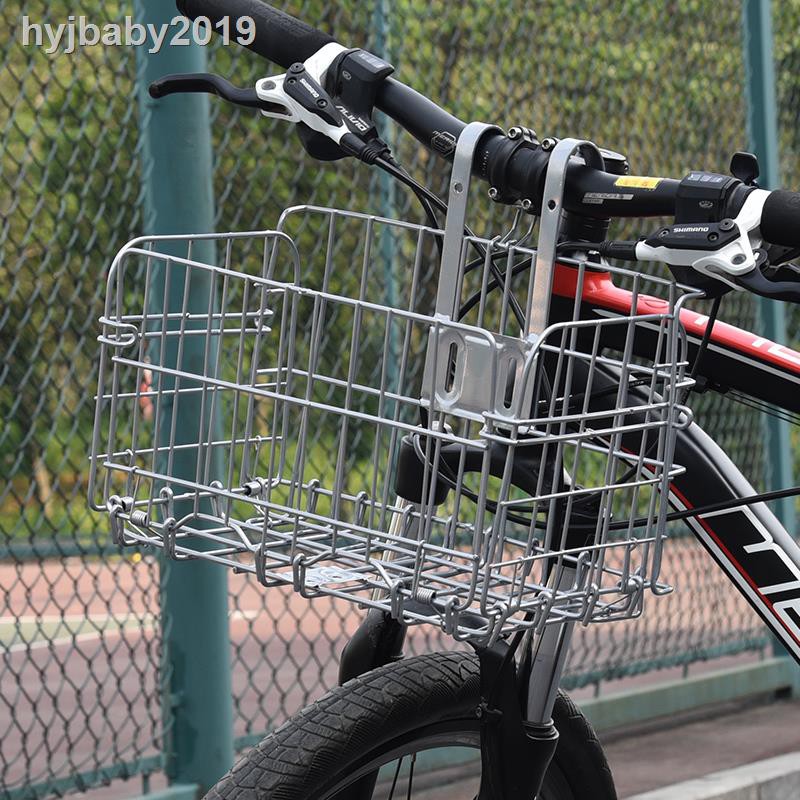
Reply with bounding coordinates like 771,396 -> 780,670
337,499 -> 575,799
472,569 -> 576,800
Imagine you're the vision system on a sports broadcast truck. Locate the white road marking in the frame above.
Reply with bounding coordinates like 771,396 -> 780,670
0,609 -> 261,653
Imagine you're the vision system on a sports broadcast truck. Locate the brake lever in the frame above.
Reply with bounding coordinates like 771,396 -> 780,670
148,73 -> 289,116
734,249 -> 800,302
763,260 -> 800,285
765,243 -> 800,268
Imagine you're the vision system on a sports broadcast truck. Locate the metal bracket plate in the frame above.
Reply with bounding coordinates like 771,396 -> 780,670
528,137 -> 605,337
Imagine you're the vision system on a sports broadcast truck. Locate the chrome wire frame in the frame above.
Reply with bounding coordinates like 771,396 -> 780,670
90,203 -> 699,644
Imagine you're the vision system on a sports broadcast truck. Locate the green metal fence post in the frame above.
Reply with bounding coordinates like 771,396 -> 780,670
373,0 -> 396,227
743,1 -> 798,673
373,0 -> 400,390
742,0 -> 796,537
135,3 -> 234,792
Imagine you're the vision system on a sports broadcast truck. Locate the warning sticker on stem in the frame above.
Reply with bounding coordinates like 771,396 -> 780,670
614,176 -> 662,190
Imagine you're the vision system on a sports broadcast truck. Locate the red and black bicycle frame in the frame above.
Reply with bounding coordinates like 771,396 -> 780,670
552,262 -> 800,664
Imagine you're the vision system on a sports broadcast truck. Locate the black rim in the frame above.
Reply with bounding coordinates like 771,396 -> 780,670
316,718 -> 570,800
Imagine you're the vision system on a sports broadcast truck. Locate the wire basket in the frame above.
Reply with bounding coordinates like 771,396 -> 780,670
89,193 -> 697,642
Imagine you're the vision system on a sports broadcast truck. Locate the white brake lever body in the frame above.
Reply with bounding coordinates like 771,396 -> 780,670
636,189 -> 770,290
255,43 -> 350,143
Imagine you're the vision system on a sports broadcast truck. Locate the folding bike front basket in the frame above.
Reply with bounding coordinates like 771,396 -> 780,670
90,139 -> 698,643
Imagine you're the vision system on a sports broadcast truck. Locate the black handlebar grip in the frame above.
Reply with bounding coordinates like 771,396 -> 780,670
760,190 -> 800,248
176,0 -> 337,68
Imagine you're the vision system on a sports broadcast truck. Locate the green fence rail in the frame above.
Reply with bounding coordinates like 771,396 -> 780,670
0,1 -> 795,797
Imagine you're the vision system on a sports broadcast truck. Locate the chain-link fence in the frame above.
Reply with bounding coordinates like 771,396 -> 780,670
1,2 -> 163,797
1,1 -> 795,797
776,1 -> 800,416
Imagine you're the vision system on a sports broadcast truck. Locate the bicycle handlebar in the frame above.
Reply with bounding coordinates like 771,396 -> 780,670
176,0 -> 800,252
178,0 -> 688,220
760,190 -> 800,248
177,0 -> 334,66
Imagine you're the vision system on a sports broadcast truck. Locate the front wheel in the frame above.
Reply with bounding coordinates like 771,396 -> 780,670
205,651 -> 617,800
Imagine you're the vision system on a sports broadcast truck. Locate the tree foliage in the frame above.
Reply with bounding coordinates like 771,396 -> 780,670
2,0 -> 799,542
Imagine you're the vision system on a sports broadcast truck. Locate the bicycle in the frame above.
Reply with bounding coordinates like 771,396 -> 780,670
88,2 -> 800,798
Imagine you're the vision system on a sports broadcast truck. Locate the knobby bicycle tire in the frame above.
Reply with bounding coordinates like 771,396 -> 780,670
205,651 -> 617,800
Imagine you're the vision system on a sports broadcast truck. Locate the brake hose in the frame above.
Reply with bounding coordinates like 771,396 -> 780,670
374,154 -> 529,327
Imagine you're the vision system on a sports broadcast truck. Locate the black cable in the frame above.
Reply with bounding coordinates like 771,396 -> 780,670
726,391 -> 800,427
608,294 -> 723,492
458,254 -> 533,320
374,155 -> 528,328
557,241 -> 598,253
626,484 -> 800,529
457,240 -> 602,323
462,214 -> 537,276
410,434 -> 543,526
374,155 -> 442,234
690,297 -> 721,383
411,433 -> 599,527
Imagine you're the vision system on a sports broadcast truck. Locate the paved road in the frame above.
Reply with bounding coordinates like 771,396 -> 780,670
407,696 -> 800,799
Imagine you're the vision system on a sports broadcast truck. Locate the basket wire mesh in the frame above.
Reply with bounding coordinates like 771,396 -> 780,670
90,198 -> 697,643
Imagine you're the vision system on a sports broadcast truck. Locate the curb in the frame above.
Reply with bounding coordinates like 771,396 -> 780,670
626,751 -> 800,800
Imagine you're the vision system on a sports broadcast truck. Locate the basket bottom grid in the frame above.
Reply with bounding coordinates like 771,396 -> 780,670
105,486 -> 672,643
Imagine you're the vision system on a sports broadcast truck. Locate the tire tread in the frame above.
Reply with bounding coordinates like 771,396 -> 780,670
205,652 -> 616,800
